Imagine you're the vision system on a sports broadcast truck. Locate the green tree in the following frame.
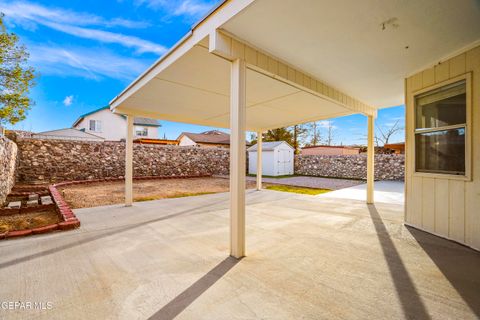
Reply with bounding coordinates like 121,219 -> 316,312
0,13 -> 35,126
263,127 -> 294,145
291,124 -> 307,154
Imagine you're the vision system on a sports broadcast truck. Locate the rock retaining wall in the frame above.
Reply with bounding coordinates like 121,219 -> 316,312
0,136 -> 18,205
15,138 -> 230,183
295,154 -> 404,181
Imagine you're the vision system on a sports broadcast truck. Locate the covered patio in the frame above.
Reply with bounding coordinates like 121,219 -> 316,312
1,187 -> 479,319
110,0 -> 480,257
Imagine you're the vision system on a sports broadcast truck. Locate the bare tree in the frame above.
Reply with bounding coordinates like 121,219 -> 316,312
306,121 -> 322,146
376,120 -> 404,145
325,121 -> 335,146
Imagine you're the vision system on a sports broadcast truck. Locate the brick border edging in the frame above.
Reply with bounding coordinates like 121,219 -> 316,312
0,174 -> 212,240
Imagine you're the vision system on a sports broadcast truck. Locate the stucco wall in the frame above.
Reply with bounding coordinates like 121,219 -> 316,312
0,136 -> 18,205
295,154 -> 404,181
14,138 -> 230,183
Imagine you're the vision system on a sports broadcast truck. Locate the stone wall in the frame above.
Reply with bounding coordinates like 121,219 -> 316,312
295,154 -> 404,181
0,136 -> 18,205
15,138 -> 230,183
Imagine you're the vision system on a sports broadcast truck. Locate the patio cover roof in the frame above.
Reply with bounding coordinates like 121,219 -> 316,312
110,0 -> 480,131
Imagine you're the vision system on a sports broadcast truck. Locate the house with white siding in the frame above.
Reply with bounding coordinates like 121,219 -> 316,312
72,106 -> 160,141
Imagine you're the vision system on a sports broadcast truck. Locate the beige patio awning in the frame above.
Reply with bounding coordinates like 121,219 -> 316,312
110,0 -> 480,130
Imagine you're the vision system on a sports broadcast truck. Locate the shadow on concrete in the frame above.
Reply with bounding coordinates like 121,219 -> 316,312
407,226 -> 480,318
148,256 -> 241,320
367,205 -> 430,319
0,198 -> 229,270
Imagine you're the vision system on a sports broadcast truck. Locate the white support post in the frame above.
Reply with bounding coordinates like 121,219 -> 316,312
229,58 -> 246,259
125,115 -> 134,206
367,115 -> 374,204
256,131 -> 262,191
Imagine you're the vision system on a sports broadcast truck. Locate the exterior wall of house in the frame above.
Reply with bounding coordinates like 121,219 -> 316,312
178,135 -> 197,146
134,125 -> 158,139
75,109 -> 159,141
302,146 -> 359,156
74,109 -> 126,141
405,45 -> 480,250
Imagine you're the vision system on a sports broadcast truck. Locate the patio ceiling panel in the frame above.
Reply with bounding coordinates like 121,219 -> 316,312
114,36 -> 357,131
222,0 -> 480,108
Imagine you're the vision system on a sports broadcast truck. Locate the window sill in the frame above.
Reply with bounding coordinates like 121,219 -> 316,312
413,172 -> 471,182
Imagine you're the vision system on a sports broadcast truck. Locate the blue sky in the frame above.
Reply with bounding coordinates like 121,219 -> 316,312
1,0 -> 404,145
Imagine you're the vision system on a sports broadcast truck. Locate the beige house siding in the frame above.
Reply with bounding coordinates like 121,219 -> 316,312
405,45 -> 480,250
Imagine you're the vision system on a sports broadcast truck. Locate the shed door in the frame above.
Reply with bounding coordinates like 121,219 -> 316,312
277,149 -> 292,175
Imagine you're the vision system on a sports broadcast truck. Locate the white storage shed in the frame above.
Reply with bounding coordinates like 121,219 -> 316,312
248,141 -> 294,176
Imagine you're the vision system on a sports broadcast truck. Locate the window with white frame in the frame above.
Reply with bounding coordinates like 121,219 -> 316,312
135,126 -> 148,137
414,80 -> 467,175
89,120 -> 102,132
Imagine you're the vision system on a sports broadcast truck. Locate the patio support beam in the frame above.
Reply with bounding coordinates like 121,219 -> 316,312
367,115 -> 374,204
256,132 -> 262,190
229,58 -> 247,258
209,30 -> 377,117
125,115 -> 134,206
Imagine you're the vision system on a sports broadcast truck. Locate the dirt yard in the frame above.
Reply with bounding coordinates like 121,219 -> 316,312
0,210 -> 61,233
60,177 -> 261,209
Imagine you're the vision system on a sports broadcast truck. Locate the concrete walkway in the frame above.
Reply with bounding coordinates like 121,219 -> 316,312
0,190 -> 478,319
244,175 -> 363,190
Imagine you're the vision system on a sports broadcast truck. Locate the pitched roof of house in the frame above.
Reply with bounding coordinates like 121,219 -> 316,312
33,128 -> 105,141
72,106 -> 160,127
179,130 -> 231,145
247,141 -> 293,151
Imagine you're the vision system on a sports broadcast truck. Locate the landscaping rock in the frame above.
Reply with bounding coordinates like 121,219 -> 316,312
28,194 -> 39,201
40,196 -> 53,205
0,136 -> 17,206
26,199 -> 38,207
7,201 -> 21,209
15,138 -> 231,183
295,154 -> 404,181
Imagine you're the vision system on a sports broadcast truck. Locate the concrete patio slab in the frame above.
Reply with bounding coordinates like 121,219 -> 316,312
244,175 -> 363,190
319,181 -> 405,205
0,189 -> 478,320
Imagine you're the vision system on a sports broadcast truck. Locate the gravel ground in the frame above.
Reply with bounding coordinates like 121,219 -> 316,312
59,177 -> 260,209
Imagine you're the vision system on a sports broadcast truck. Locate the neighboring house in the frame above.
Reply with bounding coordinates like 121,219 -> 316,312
33,128 -> 105,142
301,145 -> 360,155
248,141 -> 294,176
177,130 -> 230,148
384,142 -> 405,154
72,106 -> 160,141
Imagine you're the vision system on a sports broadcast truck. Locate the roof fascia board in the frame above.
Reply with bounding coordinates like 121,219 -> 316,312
209,29 -> 377,117
110,0 -> 255,110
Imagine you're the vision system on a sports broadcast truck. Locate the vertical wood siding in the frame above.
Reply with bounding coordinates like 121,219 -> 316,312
405,45 -> 480,250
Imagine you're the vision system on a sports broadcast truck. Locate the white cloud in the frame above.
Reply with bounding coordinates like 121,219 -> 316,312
41,21 -> 166,54
136,0 -> 216,18
0,1 -> 165,54
63,95 -> 74,106
0,1 -> 149,28
28,43 -> 150,81
318,120 -> 337,129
